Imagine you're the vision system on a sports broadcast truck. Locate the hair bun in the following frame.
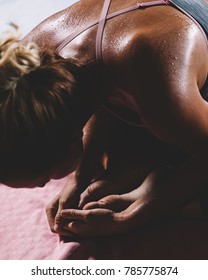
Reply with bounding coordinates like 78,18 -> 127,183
0,24 -> 41,89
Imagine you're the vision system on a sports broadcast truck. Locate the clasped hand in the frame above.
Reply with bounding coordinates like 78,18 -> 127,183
46,168 -> 164,237
46,174 -> 136,237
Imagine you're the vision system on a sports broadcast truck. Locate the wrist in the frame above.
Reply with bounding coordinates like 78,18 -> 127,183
74,170 -> 89,185
67,170 -> 92,192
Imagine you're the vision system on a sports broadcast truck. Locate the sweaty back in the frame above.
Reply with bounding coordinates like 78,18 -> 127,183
55,0 -> 208,125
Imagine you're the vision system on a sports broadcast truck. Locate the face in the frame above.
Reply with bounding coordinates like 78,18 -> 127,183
3,130 -> 83,188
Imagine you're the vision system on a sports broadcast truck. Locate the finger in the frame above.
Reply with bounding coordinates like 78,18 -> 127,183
79,180 -> 112,209
45,199 -> 59,233
53,187 -> 79,232
64,221 -> 92,237
54,196 -> 69,231
56,228 -> 76,238
64,215 -> 116,237
60,179 -> 81,209
61,209 -> 88,221
83,201 -> 103,210
84,195 -> 131,212
54,212 -> 64,231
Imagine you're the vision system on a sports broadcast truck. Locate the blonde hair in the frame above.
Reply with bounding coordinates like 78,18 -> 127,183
0,24 -> 41,90
0,25 -> 79,182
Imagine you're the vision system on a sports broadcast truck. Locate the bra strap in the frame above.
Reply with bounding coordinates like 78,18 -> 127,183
55,0 -> 169,56
95,0 -> 111,63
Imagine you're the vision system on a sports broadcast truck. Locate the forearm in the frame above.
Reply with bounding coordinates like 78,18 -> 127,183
120,158 -> 208,227
75,108 -> 115,185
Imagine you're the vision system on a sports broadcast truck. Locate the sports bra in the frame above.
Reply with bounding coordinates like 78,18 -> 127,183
55,0 -> 208,127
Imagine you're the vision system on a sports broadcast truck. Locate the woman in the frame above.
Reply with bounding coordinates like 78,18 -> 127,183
0,0 -> 208,237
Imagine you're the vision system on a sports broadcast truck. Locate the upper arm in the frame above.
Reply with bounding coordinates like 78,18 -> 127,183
140,79 -> 208,158
134,26 -> 208,160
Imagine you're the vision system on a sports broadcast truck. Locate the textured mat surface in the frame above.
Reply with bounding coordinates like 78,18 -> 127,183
1,178 -> 208,260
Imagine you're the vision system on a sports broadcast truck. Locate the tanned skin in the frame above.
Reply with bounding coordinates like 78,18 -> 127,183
22,0 -> 208,241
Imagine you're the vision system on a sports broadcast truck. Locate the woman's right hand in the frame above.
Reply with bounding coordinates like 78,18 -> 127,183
46,158 -> 106,236
45,110 -> 109,235
45,173 -> 83,236
46,158 -> 154,235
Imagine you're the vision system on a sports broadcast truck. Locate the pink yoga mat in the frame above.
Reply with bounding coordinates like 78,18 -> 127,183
1,177 -> 208,260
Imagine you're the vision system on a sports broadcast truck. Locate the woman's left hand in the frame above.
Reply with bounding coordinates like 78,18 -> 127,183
61,207 -> 130,237
59,168 -> 170,237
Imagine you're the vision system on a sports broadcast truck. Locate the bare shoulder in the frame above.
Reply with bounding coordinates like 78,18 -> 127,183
22,0 -> 102,52
22,1 -> 80,50
113,10 -> 208,152
104,5 -> 207,98
119,12 -> 208,92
